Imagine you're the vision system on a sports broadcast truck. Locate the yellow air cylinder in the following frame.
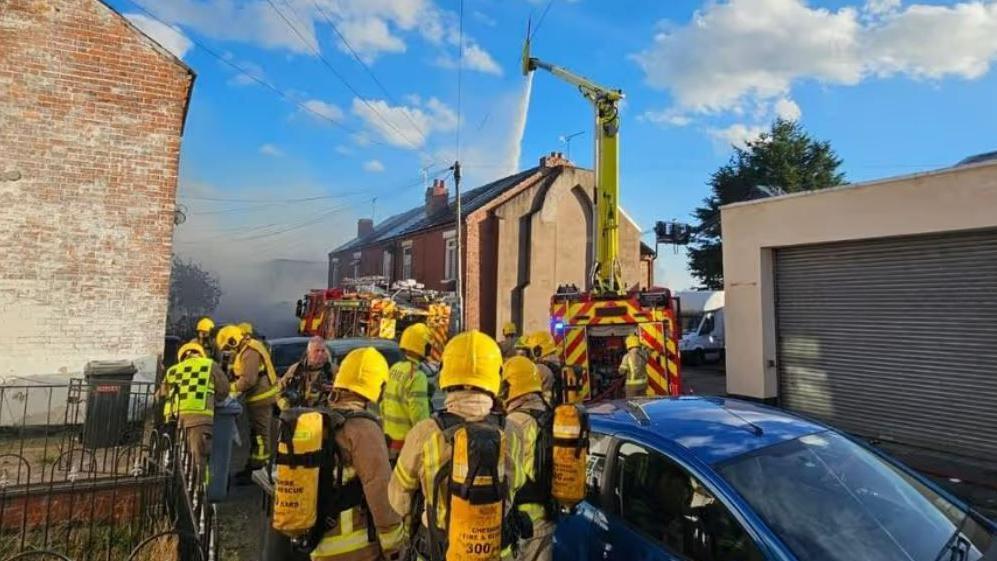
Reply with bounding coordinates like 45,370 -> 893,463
272,410 -> 324,536
551,404 -> 588,509
447,424 -> 504,561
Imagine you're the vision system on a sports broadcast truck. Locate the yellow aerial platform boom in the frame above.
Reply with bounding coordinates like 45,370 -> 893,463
522,37 -> 625,295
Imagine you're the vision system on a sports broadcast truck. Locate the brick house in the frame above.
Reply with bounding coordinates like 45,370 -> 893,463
0,0 -> 194,379
329,153 -> 654,337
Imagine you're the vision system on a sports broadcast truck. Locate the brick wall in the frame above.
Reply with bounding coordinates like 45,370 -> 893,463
0,0 -> 193,378
329,226 -> 457,292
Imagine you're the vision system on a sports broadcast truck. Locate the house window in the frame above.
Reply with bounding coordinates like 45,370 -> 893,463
352,252 -> 361,279
382,250 -> 393,280
329,258 -> 339,287
442,230 -> 457,281
401,242 -> 413,280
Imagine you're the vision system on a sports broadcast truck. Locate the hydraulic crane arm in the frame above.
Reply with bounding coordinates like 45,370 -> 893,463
522,37 -> 626,295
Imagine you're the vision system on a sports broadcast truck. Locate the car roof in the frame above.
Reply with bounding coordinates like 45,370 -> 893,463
587,396 -> 826,465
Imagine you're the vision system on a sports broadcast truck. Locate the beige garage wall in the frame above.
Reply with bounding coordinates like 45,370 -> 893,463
721,160 -> 997,398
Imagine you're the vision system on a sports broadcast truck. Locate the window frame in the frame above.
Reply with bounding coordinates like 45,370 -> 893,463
382,249 -> 393,280
401,241 -> 413,280
601,435 -> 771,561
443,235 -> 458,281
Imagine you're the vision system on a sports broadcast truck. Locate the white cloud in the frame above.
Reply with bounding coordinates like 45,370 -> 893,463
709,123 -> 767,150
641,109 -> 692,127
636,0 -> 997,124
472,10 -> 497,27
134,0 -> 501,71
335,144 -> 355,155
301,99 -> 345,123
227,60 -> 267,87
434,42 -> 503,75
337,17 -> 406,61
124,13 -> 192,59
132,1 -> 315,54
363,159 -> 386,172
259,143 -> 284,157
351,96 -> 458,149
774,97 -> 802,120
864,0 -> 901,16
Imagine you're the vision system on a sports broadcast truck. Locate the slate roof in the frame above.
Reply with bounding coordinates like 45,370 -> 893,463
331,166 -> 548,254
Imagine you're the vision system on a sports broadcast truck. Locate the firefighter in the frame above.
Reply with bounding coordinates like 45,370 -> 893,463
619,335 -> 648,397
159,341 -> 229,485
501,356 -> 554,561
381,323 -> 432,461
526,332 -> 559,405
499,322 -> 519,358
238,322 -> 254,336
193,317 -> 216,357
388,330 -> 525,561
277,336 -> 336,410
312,347 -> 406,561
217,324 -> 278,484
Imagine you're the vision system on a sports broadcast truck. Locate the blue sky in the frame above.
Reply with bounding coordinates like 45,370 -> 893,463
114,0 -> 997,290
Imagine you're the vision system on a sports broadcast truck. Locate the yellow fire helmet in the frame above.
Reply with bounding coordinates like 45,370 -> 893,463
177,341 -> 206,362
502,322 -> 518,337
502,356 -> 541,402
215,324 -> 245,351
439,330 -> 503,396
514,333 -> 533,351
625,334 -> 641,350
333,347 -> 389,403
238,322 -> 254,335
529,331 -> 558,359
399,323 -> 432,359
196,317 -> 215,334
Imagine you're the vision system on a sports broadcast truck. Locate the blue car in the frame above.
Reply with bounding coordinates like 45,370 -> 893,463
555,396 -> 996,561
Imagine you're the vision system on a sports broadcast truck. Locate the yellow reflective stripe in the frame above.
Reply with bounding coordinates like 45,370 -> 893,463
247,385 -> 279,403
424,432 -> 446,526
393,458 -> 419,491
311,528 -> 370,557
517,503 -> 545,524
378,523 -> 405,550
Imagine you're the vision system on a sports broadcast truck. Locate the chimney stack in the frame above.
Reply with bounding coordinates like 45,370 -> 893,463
357,218 -> 374,237
424,178 -> 449,216
539,151 -> 572,168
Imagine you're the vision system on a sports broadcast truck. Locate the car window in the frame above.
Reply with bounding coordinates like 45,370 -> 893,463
271,342 -> 307,370
719,431 -> 992,561
613,441 -> 763,561
586,432 -> 612,507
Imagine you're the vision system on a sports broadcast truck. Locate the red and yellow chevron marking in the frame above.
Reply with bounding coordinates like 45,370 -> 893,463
561,327 -> 590,401
637,322 -> 667,396
426,303 -> 451,362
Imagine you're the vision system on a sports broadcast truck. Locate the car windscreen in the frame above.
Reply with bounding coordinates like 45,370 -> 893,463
718,431 -> 992,561
271,342 -> 307,372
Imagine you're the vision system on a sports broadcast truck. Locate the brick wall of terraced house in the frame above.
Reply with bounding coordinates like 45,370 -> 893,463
0,0 -> 194,378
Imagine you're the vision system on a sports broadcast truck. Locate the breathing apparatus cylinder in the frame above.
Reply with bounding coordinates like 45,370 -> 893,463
551,403 -> 589,510
272,409 -> 324,537
446,423 -> 505,561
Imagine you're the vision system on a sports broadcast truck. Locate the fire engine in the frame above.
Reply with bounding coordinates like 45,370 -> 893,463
523,38 -> 682,402
295,278 -> 453,362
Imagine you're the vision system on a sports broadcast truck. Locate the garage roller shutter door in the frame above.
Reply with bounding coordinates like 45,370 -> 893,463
775,229 -> 997,461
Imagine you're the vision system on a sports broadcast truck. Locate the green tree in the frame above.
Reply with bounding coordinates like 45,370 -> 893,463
166,256 -> 222,339
688,119 -> 845,289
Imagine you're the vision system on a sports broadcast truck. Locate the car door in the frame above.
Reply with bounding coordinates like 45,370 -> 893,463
554,431 -> 614,561
597,439 -> 769,561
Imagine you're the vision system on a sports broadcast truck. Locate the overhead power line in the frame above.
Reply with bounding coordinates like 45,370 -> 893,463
120,0 -> 379,141
309,0 -> 429,141
263,0 -> 424,151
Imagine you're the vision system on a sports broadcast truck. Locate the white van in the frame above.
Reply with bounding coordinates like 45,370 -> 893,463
679,307 -> 724,365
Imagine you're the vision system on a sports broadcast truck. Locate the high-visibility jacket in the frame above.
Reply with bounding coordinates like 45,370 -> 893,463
161,356 -> 229,428
388,392 -> 525,555
276,358 -> 335,411
381,359 -> 430,455
231,338 -> 279,405
311,399 -> 406,561
506,394 -> 552,525
619,348 -> 649,387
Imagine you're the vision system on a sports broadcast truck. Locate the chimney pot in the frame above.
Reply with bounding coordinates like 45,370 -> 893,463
425,178 -> 449,216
